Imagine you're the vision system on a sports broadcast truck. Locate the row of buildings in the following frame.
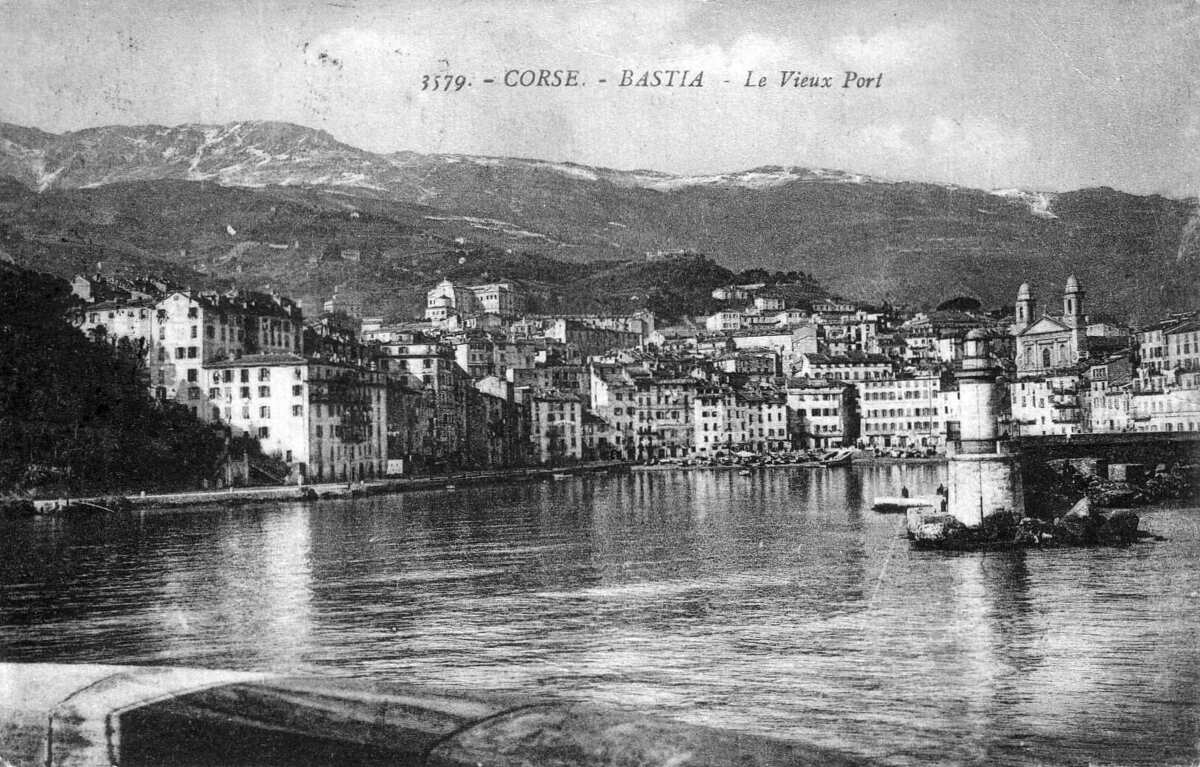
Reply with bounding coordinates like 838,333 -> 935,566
1008,277 -> 1200,436
69,271 -> 1198,482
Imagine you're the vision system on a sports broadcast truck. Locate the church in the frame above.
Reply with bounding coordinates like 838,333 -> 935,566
1011,276 -> 1089,377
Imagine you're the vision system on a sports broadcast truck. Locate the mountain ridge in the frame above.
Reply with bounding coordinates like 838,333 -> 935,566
0,119 -> 1196,324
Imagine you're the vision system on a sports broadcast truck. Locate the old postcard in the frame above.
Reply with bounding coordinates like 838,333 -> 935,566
1,2 -> 1197,765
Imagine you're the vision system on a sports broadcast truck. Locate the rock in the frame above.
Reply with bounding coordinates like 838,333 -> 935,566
1055,498 -> 1099,544
910,513 -> 968,546
1099,508 -> 1140,544
1091,487 -> 1140,508
1061,496 -> 1093,520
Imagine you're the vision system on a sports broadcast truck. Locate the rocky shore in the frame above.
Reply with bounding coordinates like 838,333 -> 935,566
908,459 -> 1194,551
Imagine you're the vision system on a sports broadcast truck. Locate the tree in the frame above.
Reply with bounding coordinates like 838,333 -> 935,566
0,266 -> 226,495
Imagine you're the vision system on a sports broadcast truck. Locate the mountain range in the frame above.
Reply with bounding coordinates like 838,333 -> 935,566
1,120 -> 1196,324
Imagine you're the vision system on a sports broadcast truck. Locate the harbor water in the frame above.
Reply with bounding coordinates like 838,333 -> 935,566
2,465 -> 1198,766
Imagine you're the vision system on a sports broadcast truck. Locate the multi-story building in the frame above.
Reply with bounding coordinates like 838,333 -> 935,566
469,282 -> 525,318
1165,318 -> 1200,376
540,319 -> 641,358
1134,317 -> 1181,383
511,364 -> 590,400
425,280 -> 527,323
78,299 -> 156,342
692,386 -> 745,456
740,387 -> 790,452
529,391 -> 583,464
715,350 -> 779,376
202,353 -> 387,482
589,364 -> 639,460
77,289 -> 303,420
375,331 -> 472,467
425,279 -> 481,323
859,373 -> 946,450
384,381 -> 436,473
785,378 -> 856,448
1082,355 -> 1134,433
466,379 -> 530,468
1128,389 -> 1200,433
1009,373 -> 1083,437
449,335 -> 540,380
634,376 -> 697,460
796,352 -> 892,382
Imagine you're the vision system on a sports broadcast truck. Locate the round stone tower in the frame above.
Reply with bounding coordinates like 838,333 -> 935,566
945,330 -> 1024,528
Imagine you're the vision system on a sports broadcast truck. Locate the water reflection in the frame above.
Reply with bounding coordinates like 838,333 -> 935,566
1,466 -> 1197,766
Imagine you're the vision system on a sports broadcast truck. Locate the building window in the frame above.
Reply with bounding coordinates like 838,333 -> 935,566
260,406 -> 270,418
240,387 -> 251,399
259,368 -> 271,381
258,386 -> 270,398
292,385 -> 303,396
190,325 -> 198,338
187,346 -> 197,359
186,369 -> 198,383
175,347 -> 186,359
258,426 -> 269,439
292,405 -> 303,416
241,369 -> 250,383
187,307 -> 198,318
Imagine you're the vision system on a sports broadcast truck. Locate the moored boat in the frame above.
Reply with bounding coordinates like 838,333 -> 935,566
872,496 -> 939,513
821,448 -> 855,467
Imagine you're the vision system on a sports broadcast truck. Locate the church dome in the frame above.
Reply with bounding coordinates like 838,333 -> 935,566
1017,282 -> 1032,300
1065,274 -> 1080,292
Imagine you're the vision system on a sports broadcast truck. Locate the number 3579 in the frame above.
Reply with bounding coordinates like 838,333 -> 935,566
421,75 -> 468,91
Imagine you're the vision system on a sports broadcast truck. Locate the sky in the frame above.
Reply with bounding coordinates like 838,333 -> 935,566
1,0 -> 1197,195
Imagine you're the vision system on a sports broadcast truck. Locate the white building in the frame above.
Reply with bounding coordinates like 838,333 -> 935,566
1010,374 -> 1083,437
203,354 -> 388,482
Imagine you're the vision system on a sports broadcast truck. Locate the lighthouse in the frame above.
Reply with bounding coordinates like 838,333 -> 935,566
944,329 -> 1024,528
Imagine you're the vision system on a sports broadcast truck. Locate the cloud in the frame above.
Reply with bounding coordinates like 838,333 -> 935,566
927,117 -> 1032,170
846,117 -> 1033,188
830,24 -> 958,69
670,33 -> 792,72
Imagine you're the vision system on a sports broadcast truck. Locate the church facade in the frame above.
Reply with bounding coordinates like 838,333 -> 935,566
1011,276 -> 1089,378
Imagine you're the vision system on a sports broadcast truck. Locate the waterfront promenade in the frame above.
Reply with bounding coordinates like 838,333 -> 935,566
30,460 -> 631,513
